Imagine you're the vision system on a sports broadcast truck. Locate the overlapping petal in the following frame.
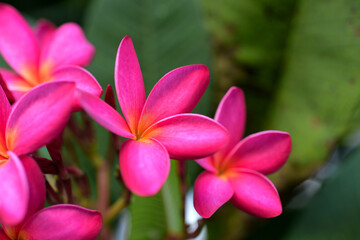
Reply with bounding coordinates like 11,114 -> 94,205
0,152 -> 29,226
115,36 -> 145,133
229,169 -> 282,218
0,69 -> 32,100
40,23 -> 95,69
143,114 -> 229,160
0,228 -> 10,240
6,81 -> 75,155
78,90 -> 134,138
214,87 -> 246,160
196,157 -> 217,173
18,205 -> 102,240
0,3 -> 39,83
194,172 -> 234,218
119,138 -> 170,196
21,156 -> 45,220
51,65 -> 103,110
226,131 -> 291,175
0,85 -> 10,156
34,19 -> 56,46
138,65 -> 209,132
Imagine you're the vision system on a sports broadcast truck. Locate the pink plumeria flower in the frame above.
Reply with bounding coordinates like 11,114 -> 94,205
79,36 -> 229,196
0,81 -> 76,225
0,154 -> 102,240
0,204 -> 102,240
194,87 -> 292,218
0,3 -> 102,108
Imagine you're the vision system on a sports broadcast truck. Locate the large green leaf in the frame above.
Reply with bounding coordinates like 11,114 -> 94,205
268,0 -> 360,168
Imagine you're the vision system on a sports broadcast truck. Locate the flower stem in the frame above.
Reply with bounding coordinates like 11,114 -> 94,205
104,188 -> 132,224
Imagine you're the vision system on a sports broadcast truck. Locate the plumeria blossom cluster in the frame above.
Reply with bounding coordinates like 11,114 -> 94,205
0,3 -> 292,239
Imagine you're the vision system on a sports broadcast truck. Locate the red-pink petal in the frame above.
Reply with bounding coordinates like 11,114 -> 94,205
0,228 -> 10,240
214,87 -> 246,160
229,169 -> 282,218
34,19 -> 56,47
227,131 -> 291,175
138,65 -> 209,132
51,65 -> 103,110
78,90 -> 134,138
196,157 -> 217,173
0,152 -> 29,226
143,114 -> 229,160
0,85 -> 10,156
21,156 -> 45,220
119,138 -> 170,196
18,204 -> 102,240
0,4 -> 39,82
6,82 -> 75,156
193,171 -> 233,218
40,23 -> 95,69
0,69 -> 31,100
115,36 -> 145,133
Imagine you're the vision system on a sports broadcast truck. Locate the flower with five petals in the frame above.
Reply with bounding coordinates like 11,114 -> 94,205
79,36 -> 229,196
194,87 -> 292,218
0,3 -> 102,108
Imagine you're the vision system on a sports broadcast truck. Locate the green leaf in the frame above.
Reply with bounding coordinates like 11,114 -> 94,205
246,146 -> 360,240
268,0 -> 360,167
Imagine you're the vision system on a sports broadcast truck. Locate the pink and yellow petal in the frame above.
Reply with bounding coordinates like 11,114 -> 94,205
143,114 -> 229,160
115,36 -> 146,133
226,131 -> 291,175
0,3 -> 39,83
0,83 -> 11,156
6,82 -> 75,156
0,228 -> 11,240
138,65 -> 209,132
0,69 -> 33,99
194,171 -> 234,218
18,204 -> 102,240
119,138 -> 170,196
40,23 -> 95,69
229,169 -> 282,218
213,87 -> 246,160
51,65 -> 103,110
78,90 -> 134,139
0,152 -> 29,226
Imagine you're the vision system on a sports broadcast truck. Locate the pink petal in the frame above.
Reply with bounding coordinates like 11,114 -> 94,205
193,171 -> 234,218
229,169 -> 282,218
115,36 -> 145,133
0,69 -> 32,100
0,228 -> 11,240
143,114 -> 229,160
6,82 -> 75,156
226,131 -> 291,175
196,157 -> 217,173
18,204 -> 102,240
0,84 -> 10,157
34,19 -> 56,47
21,156 -> 45,220
119,138 -> 170,196
78,90 -> 134,138
214,87 -> 246,160
0,4 -> 39,84
51,65 -> 103,110
0,152 -> 29,226
138,65 -> 209,132
40,23 -> 95,69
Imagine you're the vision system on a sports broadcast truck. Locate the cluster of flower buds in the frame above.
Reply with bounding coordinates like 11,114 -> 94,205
0,3 -> 291,239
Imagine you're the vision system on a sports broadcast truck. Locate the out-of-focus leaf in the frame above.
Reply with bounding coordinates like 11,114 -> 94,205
202,0 -> 297,132
246,146 -> 360,240
268,0 -> 360,168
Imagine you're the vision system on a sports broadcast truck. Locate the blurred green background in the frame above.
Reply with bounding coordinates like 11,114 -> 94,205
3,0 -> 360,239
